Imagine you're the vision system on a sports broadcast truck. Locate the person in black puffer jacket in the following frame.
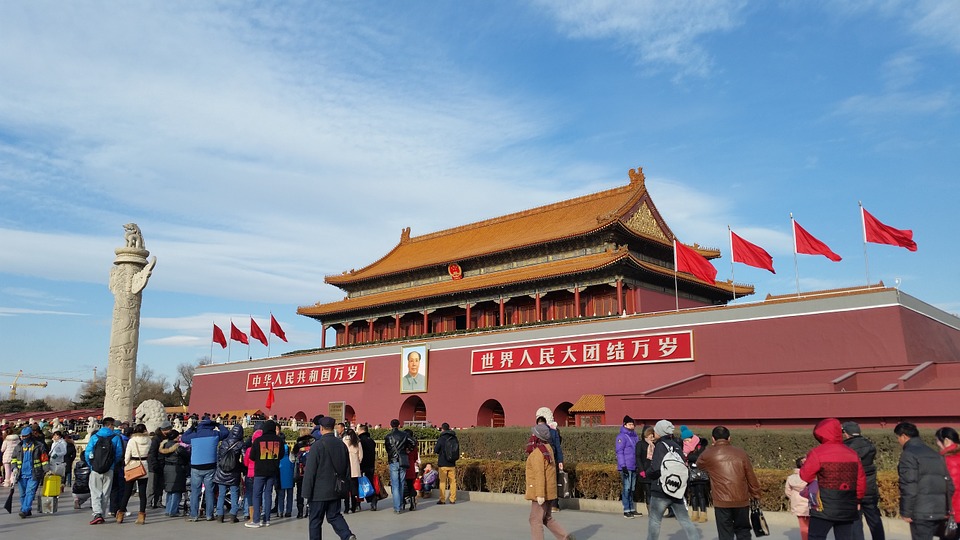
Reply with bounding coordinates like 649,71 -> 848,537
895,422 -> 954,540
358,424 -> 377,511
213,425 -> 245,522
73,453 -> 91,509
292,430 -> 316,518
384,419 -> 414,513
842,421 -> 884,540
160,430 -> 189,517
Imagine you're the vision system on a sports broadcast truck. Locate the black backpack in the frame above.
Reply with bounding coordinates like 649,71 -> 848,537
90,433 -> 116,474
218,442 -> 241,473
443,435 -> 460,463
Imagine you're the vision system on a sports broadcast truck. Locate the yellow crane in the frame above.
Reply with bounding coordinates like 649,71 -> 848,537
0,370 -> 88,400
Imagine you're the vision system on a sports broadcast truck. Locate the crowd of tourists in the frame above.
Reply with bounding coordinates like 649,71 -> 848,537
3,412 -> 959,540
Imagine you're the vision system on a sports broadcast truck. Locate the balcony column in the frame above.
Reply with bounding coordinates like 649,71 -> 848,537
574,286 -> 581,317
395,314 -> 401,338
321,324 -> 327,348
344,322 -> 351,345
368,319 -> 374,342
465,303 -> 472,329
535,292 -> 541,322
422,310 -> 429,335
499,297 -> 505,326
616,278 -> 623,315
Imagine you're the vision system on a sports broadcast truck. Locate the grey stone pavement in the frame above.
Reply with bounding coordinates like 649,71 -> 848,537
2,488 -> 912,540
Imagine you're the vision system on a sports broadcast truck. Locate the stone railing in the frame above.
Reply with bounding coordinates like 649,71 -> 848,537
374,439 -> 437,459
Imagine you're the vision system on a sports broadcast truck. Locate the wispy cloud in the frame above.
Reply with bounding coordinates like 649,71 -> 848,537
0,307 -> 87,317
533,0 -> 747,78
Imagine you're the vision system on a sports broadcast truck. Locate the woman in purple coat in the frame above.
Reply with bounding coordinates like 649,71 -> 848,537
615,415 -> 640,518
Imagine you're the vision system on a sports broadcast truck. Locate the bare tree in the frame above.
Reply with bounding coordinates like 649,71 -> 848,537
174,356 -> 212,406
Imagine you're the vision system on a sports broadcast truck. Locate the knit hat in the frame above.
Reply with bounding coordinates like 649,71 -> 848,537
532,424 -> 551,442
841,421 -> 861,436
623,415 -> 635,425
680,425 -> 693,439
654,420 -> 675,437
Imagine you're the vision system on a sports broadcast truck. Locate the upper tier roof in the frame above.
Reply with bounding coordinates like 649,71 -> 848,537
326,167 -> 720,287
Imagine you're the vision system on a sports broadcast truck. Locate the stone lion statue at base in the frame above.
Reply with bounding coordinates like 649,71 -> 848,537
135,399 -> 167,433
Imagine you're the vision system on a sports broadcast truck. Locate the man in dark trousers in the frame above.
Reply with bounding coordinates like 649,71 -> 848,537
843,421 -> 885,540
696,426 -> 762,540
895,422 -> 954,540
434,422 -> 460,505
302,416 -> 356,540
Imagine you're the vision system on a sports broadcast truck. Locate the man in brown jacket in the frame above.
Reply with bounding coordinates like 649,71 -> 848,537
525,424 -> 575,540
696,426 -> 762,540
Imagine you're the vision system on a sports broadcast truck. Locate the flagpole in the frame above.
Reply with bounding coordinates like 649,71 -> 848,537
267,312 -> 272,358
247,314 -> 252,360
673,239 -> 680,312
860,201 -> 871,287
728,226 -> 737,302
210,321 -> 215,364
791,214 -> 800,297
228,319 -> 232,362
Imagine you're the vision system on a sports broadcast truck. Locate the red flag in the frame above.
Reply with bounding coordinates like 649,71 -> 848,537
250,318 -> 268,347
862,207 -> 917,251
265,385 -> 275,410
731,231 -> 775,274
230,322 -> 248,345
674,240 -> 718,284
270,314 -> 288,342
793,220 -> 842,262
212,324 -> 227,349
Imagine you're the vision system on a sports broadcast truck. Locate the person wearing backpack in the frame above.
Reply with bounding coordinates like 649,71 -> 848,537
181,414 -> 229,521
85,417 -> 123,525
644,419 -> 700,540
213,424 -> 244,523
696,426 -> 762,540
293,428 -> 316,518
434,422 -> 459,505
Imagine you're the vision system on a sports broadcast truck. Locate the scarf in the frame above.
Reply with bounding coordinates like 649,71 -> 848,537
525,434 -> 553,464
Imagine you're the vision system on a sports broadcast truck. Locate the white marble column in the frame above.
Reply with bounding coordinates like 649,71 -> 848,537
102,224 -> 157,423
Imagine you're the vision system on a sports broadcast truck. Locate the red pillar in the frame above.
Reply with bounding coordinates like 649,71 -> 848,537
423,310 -> 429,335
499,298 -> 505,326
465,304 -> 472,329
535,293 -> 541,322
616,279 -> 623,315
368,319 -> 374,342
574,287 -> 581,317
344,322 -> 351,345
321,325 -> 327,348
395,315 -> 401,338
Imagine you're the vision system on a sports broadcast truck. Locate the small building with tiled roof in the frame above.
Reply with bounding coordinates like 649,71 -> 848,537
299,168 -> 751,348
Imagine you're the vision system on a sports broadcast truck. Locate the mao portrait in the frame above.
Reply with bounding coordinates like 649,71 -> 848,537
400,345 -> 428,393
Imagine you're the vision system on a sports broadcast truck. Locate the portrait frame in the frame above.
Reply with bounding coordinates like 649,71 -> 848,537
400,344 -> 428,393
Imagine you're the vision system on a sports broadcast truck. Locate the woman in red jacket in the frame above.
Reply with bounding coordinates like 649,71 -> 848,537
936,427 -> 960,523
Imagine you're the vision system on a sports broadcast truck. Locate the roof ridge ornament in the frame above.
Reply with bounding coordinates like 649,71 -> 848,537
628,166 -> 645,187
400,227 -> 411,244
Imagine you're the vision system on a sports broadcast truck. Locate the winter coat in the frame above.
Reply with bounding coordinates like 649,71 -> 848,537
278,444 -> 294,489
899,436 -> 953,521
549,427 -> 564,465
48,438 -> 67,475
161,439 -> 189,492
358,432 -> 376,472
785,469 -> 810,517
696,439 -> 761,508
942,445 -> 960,522
844,434 -> 879,502
405,447 -> 420,481
434,430 -> 459,468
615,426 -> 639,471
292,434 -> 315,480
301,433 -> 350,502
243,431 -> 262,478
213,425 -> 245,486
85,426 -> 124,472
147,433 -> 165,471
384,428 -> 413,465
344,439 -> 363,478
525,444 -> 557,502
799,418 -> 866,522
73,456 -> 91,494
13,438 -> 49,481
645,435 -> 685,501
124,433 -> 152,475
2,434 -> 19,464
180,419 -> 228,469
687,437 -> 710,484
249,431 -> 284,478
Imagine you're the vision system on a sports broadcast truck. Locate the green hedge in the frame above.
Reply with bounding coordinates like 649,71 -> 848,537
453,427 -> 916,471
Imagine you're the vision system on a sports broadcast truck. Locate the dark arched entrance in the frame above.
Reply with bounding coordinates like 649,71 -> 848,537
554,402 -> 574,427
399,396 -> 427,424
477,399 -> 505,428
294,411 -> 307,422
344,405 -> 356,425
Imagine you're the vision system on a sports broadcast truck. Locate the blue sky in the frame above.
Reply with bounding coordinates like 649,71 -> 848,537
2,1 -> 958,400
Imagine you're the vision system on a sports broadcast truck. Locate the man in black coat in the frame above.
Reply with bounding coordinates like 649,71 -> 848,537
895,422 -> 954,540
843,421 -> 885,540
357,424 -> 377,510
302,416 -> 356,540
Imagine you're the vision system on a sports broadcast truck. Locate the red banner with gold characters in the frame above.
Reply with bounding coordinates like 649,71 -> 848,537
246,361 -> 365,391
470,330 -> 693,374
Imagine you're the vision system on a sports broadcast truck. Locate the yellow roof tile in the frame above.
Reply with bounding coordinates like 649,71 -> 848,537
569,394 -> 605,412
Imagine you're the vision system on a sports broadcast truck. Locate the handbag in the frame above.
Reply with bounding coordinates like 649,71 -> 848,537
750,499 -> 770,537
937,520 -> 959,540
557,470 -> 572,499
413,477 -> 422,491
689,467 -> 709,482
124,461 -> 147,482
358,475 -> 375,499
374,474 -> 389,501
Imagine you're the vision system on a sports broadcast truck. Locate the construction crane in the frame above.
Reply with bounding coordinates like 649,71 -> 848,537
0,370 -> 88,400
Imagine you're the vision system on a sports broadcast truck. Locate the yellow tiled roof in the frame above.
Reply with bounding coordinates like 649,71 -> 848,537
569,394 -> 605,412
326,169 -> 678,286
